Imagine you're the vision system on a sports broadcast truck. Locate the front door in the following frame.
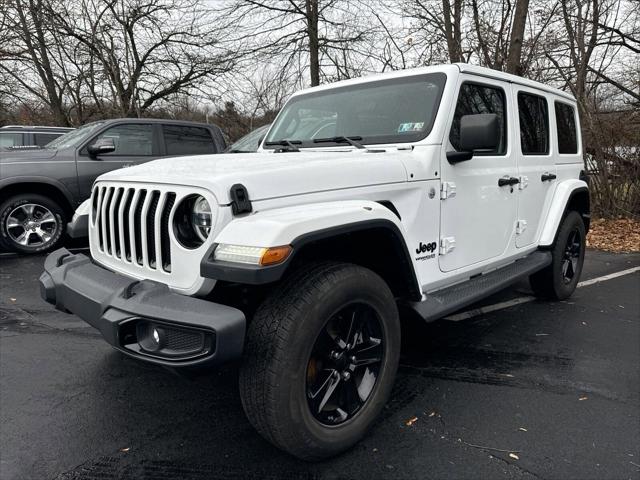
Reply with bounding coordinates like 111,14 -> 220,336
76,123 -> 161,199
439,78 -> 517,272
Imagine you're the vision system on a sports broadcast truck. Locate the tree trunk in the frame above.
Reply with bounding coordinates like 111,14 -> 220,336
442,0 -> 462,63
506,0 -> 530,74
305,0 -> 320,86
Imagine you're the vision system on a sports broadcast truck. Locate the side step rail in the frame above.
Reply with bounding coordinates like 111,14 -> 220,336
408,250 -> 551,322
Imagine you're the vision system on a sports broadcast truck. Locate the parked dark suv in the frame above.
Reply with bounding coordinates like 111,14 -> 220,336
0,125 -> 74,149
0,118 -> 225,253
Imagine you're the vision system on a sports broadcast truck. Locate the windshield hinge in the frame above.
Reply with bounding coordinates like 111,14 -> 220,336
440,182 -> 457,200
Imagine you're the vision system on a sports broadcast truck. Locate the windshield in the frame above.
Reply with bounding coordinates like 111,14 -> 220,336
45,122 -> 105,149
227,124 -> 271,153
265,73 -> 446,148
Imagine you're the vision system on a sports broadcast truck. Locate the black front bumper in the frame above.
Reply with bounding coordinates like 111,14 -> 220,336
39,248 -> 246,367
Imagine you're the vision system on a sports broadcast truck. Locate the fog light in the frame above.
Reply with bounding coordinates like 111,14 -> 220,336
137,322 -> 165,352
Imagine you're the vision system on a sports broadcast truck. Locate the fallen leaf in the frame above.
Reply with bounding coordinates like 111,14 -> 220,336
509,453 -> 519,460
587,218 -> 640,253
579,396 -> 588,401
405,416 -> 418,426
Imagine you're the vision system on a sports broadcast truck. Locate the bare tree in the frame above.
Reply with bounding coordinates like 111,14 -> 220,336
0,0 -> 73,124
48,0 -> 234,118
215,0 -> 374,86
505,0 -> 530,74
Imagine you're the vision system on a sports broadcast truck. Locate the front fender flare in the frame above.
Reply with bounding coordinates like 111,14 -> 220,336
201,200 -> 420,295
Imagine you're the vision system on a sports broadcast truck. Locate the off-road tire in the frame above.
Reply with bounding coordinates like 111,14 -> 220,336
0,194 -> 66,254
530,210 -> 586,300
239,262 -> 400,461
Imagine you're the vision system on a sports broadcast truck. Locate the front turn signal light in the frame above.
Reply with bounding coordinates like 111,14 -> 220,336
260,245 -> 292,266
214,243 -> 292,266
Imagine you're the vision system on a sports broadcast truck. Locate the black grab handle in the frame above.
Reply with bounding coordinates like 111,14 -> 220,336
498,176 -> 520,187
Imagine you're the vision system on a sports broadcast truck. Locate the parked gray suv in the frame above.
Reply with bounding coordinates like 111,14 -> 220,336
0,118 -> 225,254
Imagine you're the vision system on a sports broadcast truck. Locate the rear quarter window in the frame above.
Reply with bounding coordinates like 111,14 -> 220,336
554,102 -> 578,154
163,125 -> 216,155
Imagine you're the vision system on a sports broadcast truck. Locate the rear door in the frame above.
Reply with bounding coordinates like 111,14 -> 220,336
439,78 -> 517,272
76,123 -> 160,199
513,87 -> 556,247
161,124 -> 218,156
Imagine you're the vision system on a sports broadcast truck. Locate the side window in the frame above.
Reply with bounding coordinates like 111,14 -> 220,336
163,125 -> 215,155
92,124 -> 154,156
554,102 -> 578,154
34,133 -> 60,147
450,83 -> 507,155
0,132 -> 23,147
518,92 -> 549,155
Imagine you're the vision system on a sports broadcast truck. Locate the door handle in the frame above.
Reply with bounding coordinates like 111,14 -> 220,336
498,176 -> 520,187
541,172 -> 557,182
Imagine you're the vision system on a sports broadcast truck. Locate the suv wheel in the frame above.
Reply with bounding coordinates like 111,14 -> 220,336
530,210 -> 586,300
239,262 -> 400,460
0,194 -> 66,254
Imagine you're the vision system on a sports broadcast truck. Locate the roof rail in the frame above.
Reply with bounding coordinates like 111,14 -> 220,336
0,125 -> 74,130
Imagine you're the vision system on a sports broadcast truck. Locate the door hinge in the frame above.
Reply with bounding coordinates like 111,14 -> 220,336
518,176 -> 529,190
440,182 -> 457,200
439,236 -> 456,255
516,219 -> 528,235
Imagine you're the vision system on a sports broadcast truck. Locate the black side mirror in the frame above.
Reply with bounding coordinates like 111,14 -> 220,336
87,137 -> 116,158
447,113 -> 500,164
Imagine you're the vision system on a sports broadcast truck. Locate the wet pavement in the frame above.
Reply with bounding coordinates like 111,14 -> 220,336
1,247 -> 639,480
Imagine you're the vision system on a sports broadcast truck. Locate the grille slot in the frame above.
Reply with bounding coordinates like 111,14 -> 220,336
146,191 -> 160,269
90,186 -> 177,272
160,193 -> 176,272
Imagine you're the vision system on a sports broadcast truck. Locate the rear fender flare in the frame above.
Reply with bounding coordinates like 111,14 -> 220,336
539,180 -> 589,246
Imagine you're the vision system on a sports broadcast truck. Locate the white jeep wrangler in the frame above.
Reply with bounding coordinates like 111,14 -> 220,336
40,64 -> 589,460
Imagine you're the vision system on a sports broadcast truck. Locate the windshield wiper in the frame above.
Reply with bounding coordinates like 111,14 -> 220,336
264,139 -> 302,152
313,136 -> 365,149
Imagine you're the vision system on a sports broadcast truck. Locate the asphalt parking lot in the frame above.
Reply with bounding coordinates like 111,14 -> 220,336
1,247 -> 639,480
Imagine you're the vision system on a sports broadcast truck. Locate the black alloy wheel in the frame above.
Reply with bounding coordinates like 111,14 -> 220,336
561,227 -> 582,284
306,303 -> 384,426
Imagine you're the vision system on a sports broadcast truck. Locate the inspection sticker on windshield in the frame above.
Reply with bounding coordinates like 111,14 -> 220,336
398,122 -> 424,133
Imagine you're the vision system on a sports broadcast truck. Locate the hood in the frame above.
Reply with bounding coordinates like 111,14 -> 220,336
98,150 -> 408,204
0,148 -> 58,163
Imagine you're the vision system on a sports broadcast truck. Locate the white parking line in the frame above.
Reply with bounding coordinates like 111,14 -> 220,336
443,266 -> 640,322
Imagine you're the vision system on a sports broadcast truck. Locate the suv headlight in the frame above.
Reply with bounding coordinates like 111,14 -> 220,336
173,195 -> 214,248
191,196 -> 212,241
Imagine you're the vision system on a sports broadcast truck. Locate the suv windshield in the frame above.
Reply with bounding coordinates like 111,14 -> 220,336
45,122 -> 105,149
265,73 -> 446,148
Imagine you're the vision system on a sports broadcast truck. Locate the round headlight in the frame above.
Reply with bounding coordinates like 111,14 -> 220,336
191,196 -> 212,241
173,195 -> 214,249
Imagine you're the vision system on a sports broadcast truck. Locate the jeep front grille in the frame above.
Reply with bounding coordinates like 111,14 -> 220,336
92,186 -> 177,272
